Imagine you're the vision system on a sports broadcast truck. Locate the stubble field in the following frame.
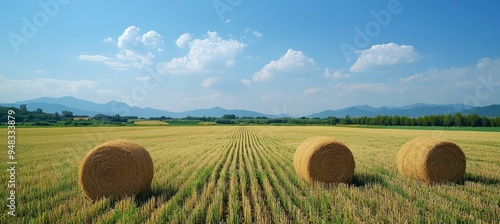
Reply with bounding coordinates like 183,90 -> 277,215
1,126 -> 499,223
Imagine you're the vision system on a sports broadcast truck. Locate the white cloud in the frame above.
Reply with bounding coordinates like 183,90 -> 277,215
141,30 -> 163,49
324,68 -> 351,79
0,76 -> 97,97
244,28 -> 263,39
398,67 -> 472,84
78,54 -> 130,70
81,26 -> 164,70
477,57 -> 495,69
158,31 -> 246,75
115,26 -> 164,68
303,87 -> 321,96
116,50 -> 154,68
253,49 -> 317,82
225,19 -> 231,23
240,79 -> 251,86
201,77 -> 220,88
350,42 -> 419,73
396,57 -> 500,105
103,37 -> 113,43
176,33 -> 192,48
252,31 -> 262,38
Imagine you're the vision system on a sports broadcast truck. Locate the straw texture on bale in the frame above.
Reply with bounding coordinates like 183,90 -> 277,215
397,137 -> 466,184
78,140 -> 154,200
294,136 -> 355,184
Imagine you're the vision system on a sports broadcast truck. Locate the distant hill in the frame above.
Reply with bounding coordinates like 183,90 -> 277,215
179,107 -> 270,118
1,96 -> 499,118
463,105 -> 500,117
309,104 -> 498,118
0,97 -> 278,118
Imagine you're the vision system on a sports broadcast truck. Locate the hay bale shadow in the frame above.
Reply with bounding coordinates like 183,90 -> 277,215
350,172 -> 387,187
462,172 -> 500,185
135,183 -> 178,206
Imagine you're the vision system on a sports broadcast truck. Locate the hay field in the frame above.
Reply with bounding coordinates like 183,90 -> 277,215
134,120 -> 168,125
1,126 -> 499,223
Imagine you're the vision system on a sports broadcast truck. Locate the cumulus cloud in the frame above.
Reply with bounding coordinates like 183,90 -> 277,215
253,49 -> 317,82
78,54 -> 130,70
80,26 -> 164,70
201,77 -> 220,88
303,87 -> 321,96
158,31 -> 246,74
324,68 -> 351,79
116,26 -> 164,68
176,33 -> 192,48
350,42 -> 419,73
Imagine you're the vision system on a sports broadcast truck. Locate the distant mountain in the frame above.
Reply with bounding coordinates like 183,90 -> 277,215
180,107 -> 271,118
463,105 -> 500,117
6,97 -> 177,118
1,96 -> 499,118
0,102 -> 104,117
309,104 -> 500,118
0,97 -> 281,118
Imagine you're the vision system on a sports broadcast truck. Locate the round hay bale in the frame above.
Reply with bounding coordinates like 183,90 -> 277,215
293,136 -> 355,184
78,139 -> 154,200
397,137 -> 466,184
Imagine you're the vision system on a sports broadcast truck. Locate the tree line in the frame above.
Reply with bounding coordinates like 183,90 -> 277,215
0,106 -> 137,126
1,106 -> 500,127
335,113 -> 500,127
212,113 -> 500,127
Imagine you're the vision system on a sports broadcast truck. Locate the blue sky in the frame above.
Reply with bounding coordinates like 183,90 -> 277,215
1,0 -> 500,116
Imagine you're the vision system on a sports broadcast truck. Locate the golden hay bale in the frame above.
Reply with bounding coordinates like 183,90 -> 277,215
294,136 -> 355,184
397,137 -> 466,184
78,139 -> 154,200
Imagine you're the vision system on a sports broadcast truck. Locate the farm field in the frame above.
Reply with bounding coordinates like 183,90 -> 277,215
134,120 -> 169,126
1,126 -> 499,223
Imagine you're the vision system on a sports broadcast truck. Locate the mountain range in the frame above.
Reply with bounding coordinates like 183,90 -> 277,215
1,96 -> 499,118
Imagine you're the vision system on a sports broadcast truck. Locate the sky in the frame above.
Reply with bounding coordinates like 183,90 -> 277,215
1,0 -> 500,116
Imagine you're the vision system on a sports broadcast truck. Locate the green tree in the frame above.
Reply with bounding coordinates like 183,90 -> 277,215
340,115 -> 352,125
221,114 -> 237,119
62,110 -> 74,118
454,113 -> 463,127
54,112 -> 61,121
